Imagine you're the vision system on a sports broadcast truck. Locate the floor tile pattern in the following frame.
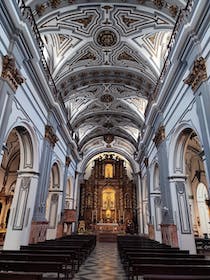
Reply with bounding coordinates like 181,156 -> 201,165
73,242 -> 127,280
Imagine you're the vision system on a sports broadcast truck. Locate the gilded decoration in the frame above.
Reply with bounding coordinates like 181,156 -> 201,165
1,55 -> 25,91
153,125 -> 165,147
96,30 -> 118,47
184,57 -> 208,91
50,0 -> 61,9
104,134 -> 114,144
100,94 -> 113,103
79,154 -> 137,233
168,5 -> 179,18
35,4 -> 45,16
121,15 -> 139,27
117,52 -> 137,62
78,51 -> 96,61
72,15 -> 93,28
45,125 -> 58,147
153,0 -> 165,9
65,156 -> 71,167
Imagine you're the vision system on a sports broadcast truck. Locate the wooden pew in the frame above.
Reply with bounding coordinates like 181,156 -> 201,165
18,248 -> 82,271
117,235 -> 210,280
0,260 -> 71,279
0,251 -> 75,275
131,264 -> 210,280
143,275 -> 210,280
125,256 -> 210,278
0,272 -> 43,279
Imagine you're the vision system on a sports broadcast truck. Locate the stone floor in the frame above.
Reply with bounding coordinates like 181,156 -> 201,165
73,242 -> 127,280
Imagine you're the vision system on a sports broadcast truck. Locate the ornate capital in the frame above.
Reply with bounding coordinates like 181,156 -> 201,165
0,55 -> 25,91
65,156 -> 71,167
153,125 -> 165,147
184,57 -> 207,91
45,125 -> 58,147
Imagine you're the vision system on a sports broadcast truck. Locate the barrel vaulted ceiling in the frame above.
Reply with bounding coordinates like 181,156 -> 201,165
25,0 -> 186,153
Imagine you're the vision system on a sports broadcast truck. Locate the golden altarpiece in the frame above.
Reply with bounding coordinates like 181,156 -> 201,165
79,154 -> 137,233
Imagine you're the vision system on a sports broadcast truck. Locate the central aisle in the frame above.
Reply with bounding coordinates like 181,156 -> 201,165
73,242 -> 127,280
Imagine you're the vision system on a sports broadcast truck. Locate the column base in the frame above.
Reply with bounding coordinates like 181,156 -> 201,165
56,222 -> 64,238
29,221 -> 48,244
161,224 -> 178,247
148,223 -> 155,240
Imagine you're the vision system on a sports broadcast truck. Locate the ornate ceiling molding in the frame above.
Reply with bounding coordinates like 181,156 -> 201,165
23,0 -> 186,151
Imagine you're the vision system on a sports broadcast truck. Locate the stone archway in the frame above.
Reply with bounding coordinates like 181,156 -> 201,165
1,126 -> 38,250
169,126 -> 208,252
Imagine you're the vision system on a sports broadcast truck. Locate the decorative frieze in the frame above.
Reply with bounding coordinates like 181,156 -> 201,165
153,126 -> 165,147
45,125 -> 58,147
0,55 -> 25,91
184,57 -> 208,91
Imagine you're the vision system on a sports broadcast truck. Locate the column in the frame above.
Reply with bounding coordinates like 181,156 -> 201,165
144,157 -> 155,239
169,175 -> 196,253
135,171 -> 144,234
0,55 -> 24,163
72,171 -> 81,232
61,156 -> 71,213
184,57 -> 210,189
30,125 -> 58,243
153,125 -> 178,247
56,156 -> 71,238
4,171 -> 39,250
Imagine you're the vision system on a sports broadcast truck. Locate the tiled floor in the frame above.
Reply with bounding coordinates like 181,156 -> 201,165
73,242 -> 127,280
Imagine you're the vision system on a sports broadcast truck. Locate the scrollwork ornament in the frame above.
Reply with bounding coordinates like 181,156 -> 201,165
184,57 -> 208,91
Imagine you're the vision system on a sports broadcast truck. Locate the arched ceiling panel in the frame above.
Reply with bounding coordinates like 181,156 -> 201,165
24,0 -> 187,151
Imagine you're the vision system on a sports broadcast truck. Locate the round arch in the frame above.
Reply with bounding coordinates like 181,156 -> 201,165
4,121 -> 39,172
168,123 -> 203,175
78,147 -> 139,175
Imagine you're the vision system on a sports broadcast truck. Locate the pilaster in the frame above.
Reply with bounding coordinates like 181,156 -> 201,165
187,57 -> 210,190
33,125 -> 58,221
0,55 -> 25,162
153,125 -> 178,246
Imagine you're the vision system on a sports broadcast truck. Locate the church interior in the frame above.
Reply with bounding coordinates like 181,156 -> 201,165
0,0 -> 210,279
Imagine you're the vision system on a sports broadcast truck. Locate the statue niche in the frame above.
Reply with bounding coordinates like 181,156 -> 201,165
79,154 -> 137,232
102,187 -> 115,223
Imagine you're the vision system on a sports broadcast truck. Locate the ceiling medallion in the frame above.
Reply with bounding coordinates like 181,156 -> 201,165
100,94 -> 114,103
96,29 -> 118,47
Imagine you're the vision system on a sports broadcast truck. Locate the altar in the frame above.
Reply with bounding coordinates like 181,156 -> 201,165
79,154 -> 137,234
92,222 -> 125,233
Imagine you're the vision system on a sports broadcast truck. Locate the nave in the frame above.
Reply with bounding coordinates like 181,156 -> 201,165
73,242 -> 126,280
